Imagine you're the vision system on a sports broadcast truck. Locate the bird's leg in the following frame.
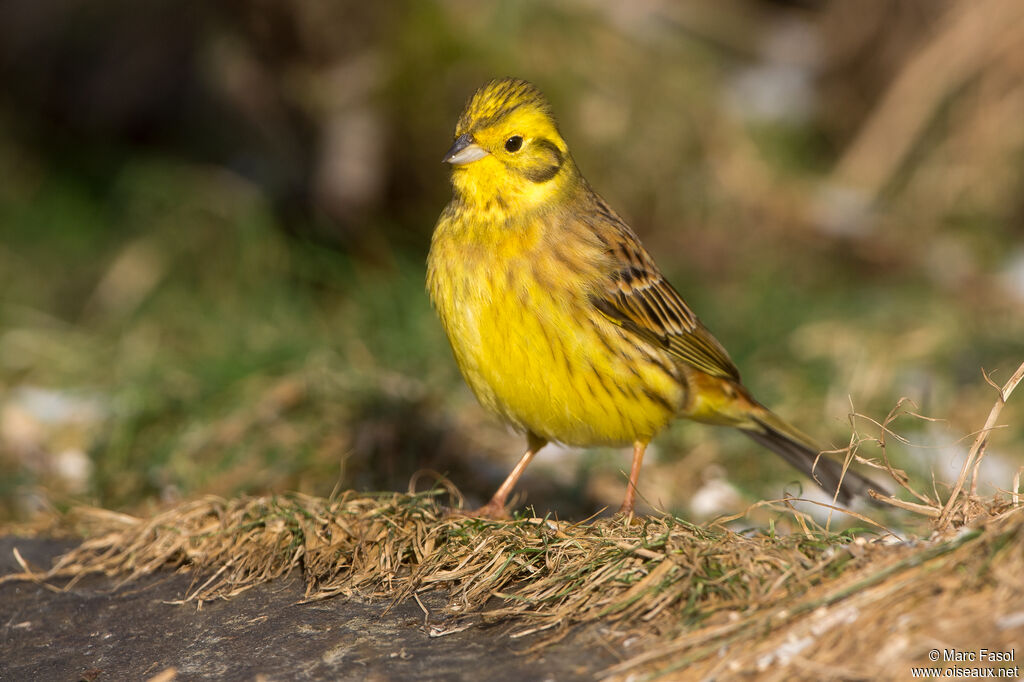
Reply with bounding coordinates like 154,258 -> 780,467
618,441 -> 648,516
471,434 -> 547,519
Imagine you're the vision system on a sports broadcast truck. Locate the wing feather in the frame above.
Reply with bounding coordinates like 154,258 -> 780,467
583,194 -> 741,381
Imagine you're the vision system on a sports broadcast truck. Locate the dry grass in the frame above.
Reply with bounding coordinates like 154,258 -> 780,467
862,362 -> 1024,532
4,496 -> 1023,679
3,363 -> 1022,679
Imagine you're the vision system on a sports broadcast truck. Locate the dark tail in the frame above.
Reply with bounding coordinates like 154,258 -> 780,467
742,409 -> 880,505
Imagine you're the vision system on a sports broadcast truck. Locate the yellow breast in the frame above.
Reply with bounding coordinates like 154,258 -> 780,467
427,205 -> 684,446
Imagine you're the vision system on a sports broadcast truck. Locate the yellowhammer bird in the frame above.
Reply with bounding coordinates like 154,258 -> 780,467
427,78 -> 876,517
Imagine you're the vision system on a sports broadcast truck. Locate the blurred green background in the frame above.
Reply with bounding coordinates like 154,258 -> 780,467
1,0 -> 1022,524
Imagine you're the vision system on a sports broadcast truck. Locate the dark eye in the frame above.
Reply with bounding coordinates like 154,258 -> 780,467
504,135 -> 524,152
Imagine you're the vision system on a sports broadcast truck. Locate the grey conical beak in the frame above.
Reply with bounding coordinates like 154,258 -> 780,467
443,133 -> 489,165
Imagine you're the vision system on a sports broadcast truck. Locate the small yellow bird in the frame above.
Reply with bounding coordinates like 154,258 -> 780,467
427,78 -> 875,517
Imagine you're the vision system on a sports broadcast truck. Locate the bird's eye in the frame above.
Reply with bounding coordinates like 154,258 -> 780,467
504,135 -> 524,153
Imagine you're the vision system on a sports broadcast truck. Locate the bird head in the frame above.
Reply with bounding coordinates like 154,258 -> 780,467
443,78 -> 577,212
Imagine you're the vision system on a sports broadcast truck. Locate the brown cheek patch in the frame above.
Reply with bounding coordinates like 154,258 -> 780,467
521,139 -> 564,183
523,163 -> 561,184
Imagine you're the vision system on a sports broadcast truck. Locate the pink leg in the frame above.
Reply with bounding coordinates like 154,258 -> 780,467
472,434 -> 547,518
618,441 -> 648,516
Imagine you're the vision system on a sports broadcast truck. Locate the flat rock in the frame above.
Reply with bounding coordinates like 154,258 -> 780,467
0,537 -> 618,681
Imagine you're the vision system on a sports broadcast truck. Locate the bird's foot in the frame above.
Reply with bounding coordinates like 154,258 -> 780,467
446,500 -> 511,520
615,505 -> 642,525
470,500 -> 512,519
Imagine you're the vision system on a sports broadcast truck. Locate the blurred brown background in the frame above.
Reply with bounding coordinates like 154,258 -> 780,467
1,0 -> 1022,524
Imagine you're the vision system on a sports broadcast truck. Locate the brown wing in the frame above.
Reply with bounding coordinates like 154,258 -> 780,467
584,195 -> 741,382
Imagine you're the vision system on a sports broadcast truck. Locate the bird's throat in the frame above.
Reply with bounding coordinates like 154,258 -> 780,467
451,162 -> 577,222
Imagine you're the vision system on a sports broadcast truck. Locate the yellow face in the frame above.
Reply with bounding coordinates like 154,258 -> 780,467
444,79 -> 576,212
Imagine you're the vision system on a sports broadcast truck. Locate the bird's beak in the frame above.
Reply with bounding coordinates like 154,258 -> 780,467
443,133 -> 489,165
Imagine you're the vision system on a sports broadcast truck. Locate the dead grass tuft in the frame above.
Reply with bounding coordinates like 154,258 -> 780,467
2,491 -> 867,620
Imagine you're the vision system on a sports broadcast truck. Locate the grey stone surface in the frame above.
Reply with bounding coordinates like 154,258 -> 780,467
0,537 -> 616,681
